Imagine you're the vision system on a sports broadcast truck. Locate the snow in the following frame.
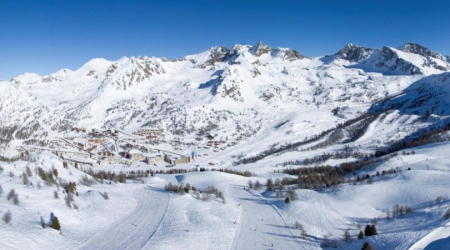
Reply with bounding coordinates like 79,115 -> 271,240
1,42 -> 450,249
1,142 -> 450,249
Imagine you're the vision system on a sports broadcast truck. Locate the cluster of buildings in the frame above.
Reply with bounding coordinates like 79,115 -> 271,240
198,140 -> 239,152
133,128 -> 164,139
98,150 -> 191,166
67,126 -> 192,167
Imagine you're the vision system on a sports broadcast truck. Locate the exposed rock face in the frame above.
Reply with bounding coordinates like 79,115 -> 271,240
196,46 -> 231,68
282,49 -> 306,62
213,67 -> 243,102
204,46 -> 230,65
398,42 -> 450,63
399,42 -> 434,57
375,46 -> 424,75
250,42 -> 272,57
371,72 -> 450,116
104,56 -> 165,90
335,43 -> 375,62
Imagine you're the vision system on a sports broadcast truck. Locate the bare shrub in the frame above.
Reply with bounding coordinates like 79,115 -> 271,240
344,228 -> 353,243
22,172 -> 29,185
65,193 -> 74,208
2,211 -> 11,224
13,194 -> 19,205
288,189 -> 298,201
81,175 -> 94,186
26,165 -> 33,177
6,189 -> 15,201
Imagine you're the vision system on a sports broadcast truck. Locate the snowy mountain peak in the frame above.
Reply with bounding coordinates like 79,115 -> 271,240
185,46 -> 231,68
356,45 -> 450,75
249,41 -> 272,57
398,42 -> 450,63
230,44 -> 251,53
103,55 -> 165,90
334,43 -> 375,62
398,42 -> 434,57
10,69 -> 74,85
10,72 -> 42,85
42,68 -> 73,83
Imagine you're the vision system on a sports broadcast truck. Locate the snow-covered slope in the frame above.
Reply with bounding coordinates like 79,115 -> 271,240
1,41 -> 450,249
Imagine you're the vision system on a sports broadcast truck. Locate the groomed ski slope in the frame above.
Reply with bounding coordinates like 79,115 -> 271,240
1,141 -> 450,249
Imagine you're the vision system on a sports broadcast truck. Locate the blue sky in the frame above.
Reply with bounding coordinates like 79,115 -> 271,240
0,0 -> 449,79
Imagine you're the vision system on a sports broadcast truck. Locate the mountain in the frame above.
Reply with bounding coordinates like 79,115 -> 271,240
398,42 -> 450,63
11,69 -> 73,85
2,42 -> 450,250
0,41 -> 449,148
334,43 -> 375,62
354,46 -> 449,75
372,71 -> 450,116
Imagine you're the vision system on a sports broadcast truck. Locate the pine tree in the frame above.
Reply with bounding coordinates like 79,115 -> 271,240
51,216 -> 61,230
370,225 -> 377,235
267,178 -> 274,191
248,180 -> 253,189
358,230 -> 364,239
254,180 -> 261,189
364,225 -> 371,236
361,242 -> 373,250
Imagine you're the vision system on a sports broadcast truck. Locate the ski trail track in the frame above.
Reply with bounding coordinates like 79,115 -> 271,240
227,184 -> 317,250
78,186 -> 169,250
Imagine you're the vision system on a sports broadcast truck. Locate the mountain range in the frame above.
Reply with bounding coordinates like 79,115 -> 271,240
2,42 -> 450,249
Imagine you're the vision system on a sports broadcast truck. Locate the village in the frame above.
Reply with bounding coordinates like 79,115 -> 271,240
18,126 -> 239,169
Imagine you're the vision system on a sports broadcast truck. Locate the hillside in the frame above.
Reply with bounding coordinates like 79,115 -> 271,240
1,42 -> 450,249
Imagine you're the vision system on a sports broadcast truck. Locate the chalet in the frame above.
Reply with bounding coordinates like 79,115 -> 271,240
146,154 -> 165,165
131,153 -> 145,161
73,138 -> 89,149
98,151 -> 115,157
88,138 -> 109,144
120,152 -> 132,159
164,154 -> 192,165
86,145 -> 97,152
